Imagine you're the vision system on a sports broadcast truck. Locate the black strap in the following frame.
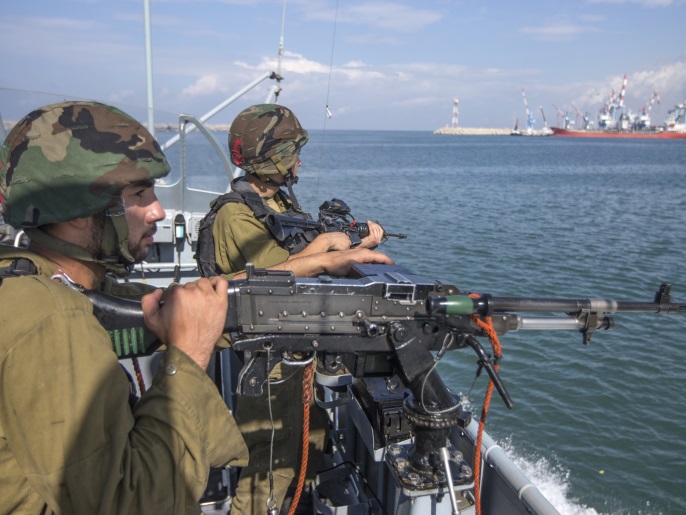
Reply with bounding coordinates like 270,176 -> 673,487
194,177 -> 316,277
0,257 -> 38,286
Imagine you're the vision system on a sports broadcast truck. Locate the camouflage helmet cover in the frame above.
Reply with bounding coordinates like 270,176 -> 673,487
228,104 -> 308,180
0,101 -> 170,228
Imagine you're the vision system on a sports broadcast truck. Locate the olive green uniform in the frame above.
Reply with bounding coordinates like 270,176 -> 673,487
0,247 -> 248,514
213,198 -> 327,514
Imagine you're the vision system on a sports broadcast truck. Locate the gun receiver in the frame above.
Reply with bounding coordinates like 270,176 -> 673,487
267,197 -> 407,247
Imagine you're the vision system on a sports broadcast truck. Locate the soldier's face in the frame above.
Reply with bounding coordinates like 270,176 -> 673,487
122,180 -> 165,263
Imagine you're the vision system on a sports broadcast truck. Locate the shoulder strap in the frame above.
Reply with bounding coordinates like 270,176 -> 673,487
229,178 -> 270,220
0,257 -> 39,286
195,177 -> 279,277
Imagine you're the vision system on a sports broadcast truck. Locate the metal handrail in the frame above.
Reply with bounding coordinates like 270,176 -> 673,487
160,71 -> 277,152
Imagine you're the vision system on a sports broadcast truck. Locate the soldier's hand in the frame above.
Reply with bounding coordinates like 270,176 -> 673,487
312,231 -> 353,252
141,276 -> 228,370
321,248 -> 393,277
359,220 -> 384,249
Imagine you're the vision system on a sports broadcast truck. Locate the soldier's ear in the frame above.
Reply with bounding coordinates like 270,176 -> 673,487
67,217 -> 92,230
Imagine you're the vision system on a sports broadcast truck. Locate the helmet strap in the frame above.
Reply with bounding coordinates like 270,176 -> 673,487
24,203 -> 133,277
100,202 -> 135,276
284,174 -> 301,210
25,227 -> 101,266
267,154 -> 302,209
251,154 -> 302,210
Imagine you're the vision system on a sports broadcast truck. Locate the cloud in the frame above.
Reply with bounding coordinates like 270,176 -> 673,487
181,75 -> 222,96
109,89 -> 136,103
391,96 -> 443,107
570,59 -> 686,113
17,15 -> 101,31
296,0 -> 443,33
520,22 -> 599,42
342,2 -> 443,32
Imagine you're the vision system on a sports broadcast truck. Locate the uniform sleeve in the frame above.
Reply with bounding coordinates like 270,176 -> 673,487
213,202 -> 289,275
0,287 -> 247,514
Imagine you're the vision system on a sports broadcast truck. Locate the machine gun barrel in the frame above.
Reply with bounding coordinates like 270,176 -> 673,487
427,283 -> 684,317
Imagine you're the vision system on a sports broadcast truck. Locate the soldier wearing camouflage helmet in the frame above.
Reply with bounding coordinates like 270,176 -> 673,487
199,104 -> 385,514
0,101 -> 247,514
197,103 -> 384,278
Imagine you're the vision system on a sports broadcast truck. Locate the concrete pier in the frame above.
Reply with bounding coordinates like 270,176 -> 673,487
433,126 -> 511,136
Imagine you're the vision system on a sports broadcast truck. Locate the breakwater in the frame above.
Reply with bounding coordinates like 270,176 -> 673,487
433,126 -> 510,135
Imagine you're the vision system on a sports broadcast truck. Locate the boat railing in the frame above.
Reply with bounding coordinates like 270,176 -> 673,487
160,71 -> 280,153
132,74 -> 281,282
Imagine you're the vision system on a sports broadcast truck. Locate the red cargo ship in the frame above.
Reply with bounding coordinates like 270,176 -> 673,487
551,127 -> 686,139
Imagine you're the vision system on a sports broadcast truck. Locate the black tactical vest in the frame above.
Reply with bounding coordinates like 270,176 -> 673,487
194,177 -> 319,278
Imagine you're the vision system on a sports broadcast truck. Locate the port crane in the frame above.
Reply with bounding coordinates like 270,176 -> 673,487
552,103 -> 572,129
538,106 -> 553,135
571,104 -> 592,130
521,88 -> 536,133
616,75 -> 632,130
539,106 -> 548,129
664,98 -> 686,131
633,91 -> 660,130
598,74 -> 629,129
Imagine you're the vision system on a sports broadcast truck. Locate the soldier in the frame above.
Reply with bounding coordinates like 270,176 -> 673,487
0,101 -> 248,514
198,104 -> 387,514
198,103 -> 385,278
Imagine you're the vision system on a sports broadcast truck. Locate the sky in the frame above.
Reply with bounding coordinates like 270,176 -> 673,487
1,0 -> 685,131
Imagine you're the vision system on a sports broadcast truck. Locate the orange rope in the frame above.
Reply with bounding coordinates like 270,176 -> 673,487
469,294 -> 503,515
287,362 -> 314,515
132,357 -> 146,395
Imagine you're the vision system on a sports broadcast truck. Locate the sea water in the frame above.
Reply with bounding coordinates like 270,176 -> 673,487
167,130 -> 686,515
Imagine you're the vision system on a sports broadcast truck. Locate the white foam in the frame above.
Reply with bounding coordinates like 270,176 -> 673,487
499,438 -> 599,515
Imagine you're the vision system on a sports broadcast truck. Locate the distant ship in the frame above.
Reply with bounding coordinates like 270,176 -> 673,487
549,75 -> 686,140
551,126 -> 686,139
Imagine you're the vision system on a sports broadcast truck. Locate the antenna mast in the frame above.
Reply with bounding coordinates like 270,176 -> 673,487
273,0 -> 287,101
143,0 -> 155,138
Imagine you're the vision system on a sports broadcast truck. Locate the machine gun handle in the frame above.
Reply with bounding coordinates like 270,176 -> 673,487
463,334 -> 514,409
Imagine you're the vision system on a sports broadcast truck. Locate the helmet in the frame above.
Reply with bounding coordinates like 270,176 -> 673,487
0,100 -> 169,228
228,104 -> 308,182
0,101 -> 170,275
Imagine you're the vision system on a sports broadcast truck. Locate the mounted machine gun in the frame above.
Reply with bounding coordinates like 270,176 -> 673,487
73,264 -> 685,514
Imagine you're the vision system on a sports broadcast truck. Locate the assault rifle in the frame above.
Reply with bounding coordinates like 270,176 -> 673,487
267,198 -> 407,247
70,264 -> 684,508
